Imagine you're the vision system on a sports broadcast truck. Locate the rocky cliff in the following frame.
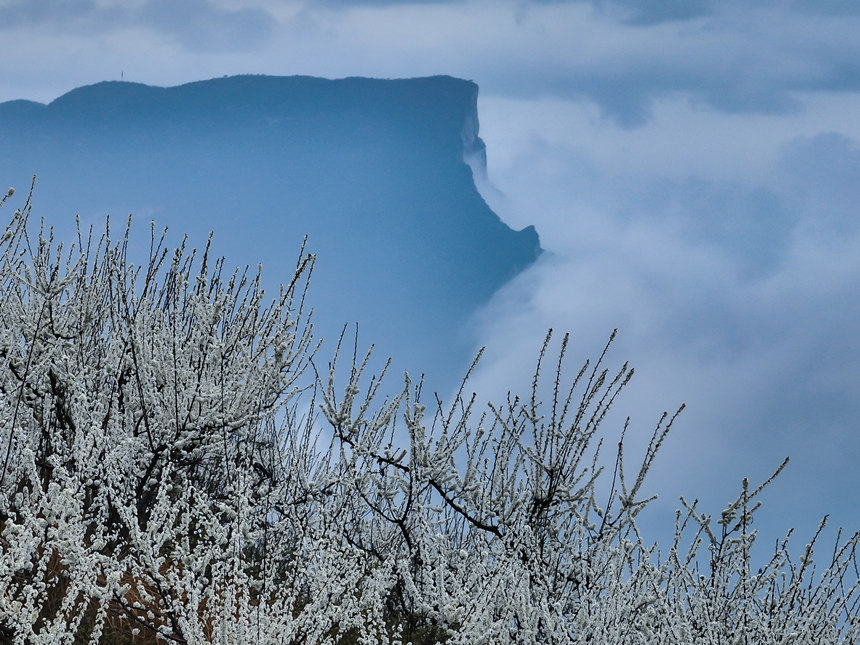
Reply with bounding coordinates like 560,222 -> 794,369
0,75 -> 541,390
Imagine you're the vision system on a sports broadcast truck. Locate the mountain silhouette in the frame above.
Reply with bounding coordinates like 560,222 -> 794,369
0,75 -> 541,392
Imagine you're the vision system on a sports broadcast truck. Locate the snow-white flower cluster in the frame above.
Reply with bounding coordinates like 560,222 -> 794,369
0,187 -> 858,644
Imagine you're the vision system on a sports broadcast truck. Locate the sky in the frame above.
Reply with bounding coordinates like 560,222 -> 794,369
1,0 -> 858,552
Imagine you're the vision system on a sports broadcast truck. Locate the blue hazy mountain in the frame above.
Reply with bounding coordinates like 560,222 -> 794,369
0,75 -> 540,392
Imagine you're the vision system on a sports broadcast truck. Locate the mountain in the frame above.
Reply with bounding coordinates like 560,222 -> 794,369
0,75 -> 541,392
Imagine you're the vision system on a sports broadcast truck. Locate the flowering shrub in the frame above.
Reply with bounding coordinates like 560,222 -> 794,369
0,184 -> 858,644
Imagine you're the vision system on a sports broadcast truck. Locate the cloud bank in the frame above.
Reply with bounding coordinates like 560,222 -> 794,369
467,95 -> 860,545
5,0 -> 860,125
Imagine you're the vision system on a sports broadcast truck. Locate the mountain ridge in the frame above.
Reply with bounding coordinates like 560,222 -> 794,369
0,74 -> 540,391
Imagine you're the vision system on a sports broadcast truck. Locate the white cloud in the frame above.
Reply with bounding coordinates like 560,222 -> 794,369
7,0 -> 860,121
465,91 -> 860,544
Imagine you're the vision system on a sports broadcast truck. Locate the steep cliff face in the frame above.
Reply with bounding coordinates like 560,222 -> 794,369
0,75 -> 540,390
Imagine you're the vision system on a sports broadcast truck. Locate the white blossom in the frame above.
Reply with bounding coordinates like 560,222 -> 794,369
0,193 -> 858,643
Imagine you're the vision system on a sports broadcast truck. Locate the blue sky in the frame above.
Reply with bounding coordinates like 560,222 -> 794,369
1,0 -> 858,549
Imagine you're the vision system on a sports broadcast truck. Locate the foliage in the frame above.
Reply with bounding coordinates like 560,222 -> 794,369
0,184 -> 858,643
